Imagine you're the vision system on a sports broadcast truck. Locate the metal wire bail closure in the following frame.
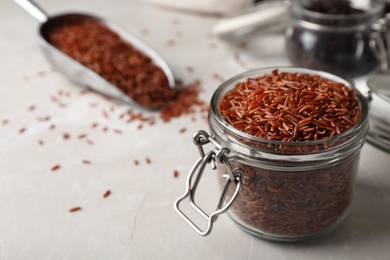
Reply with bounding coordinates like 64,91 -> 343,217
174,130 -> 243,236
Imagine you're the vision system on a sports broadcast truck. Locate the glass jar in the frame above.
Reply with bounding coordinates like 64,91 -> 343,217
285,0 -> 384,78
174,67 -> 369,242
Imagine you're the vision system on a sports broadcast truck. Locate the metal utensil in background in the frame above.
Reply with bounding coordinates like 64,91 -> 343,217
212,0 -> 290,41
366,13 -> 390,152
369,14 -> 390,101
11,0 -> 176,108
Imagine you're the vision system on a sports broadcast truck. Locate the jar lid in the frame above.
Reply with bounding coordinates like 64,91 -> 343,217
364,14 -> 390,152
366,75 -> 390,152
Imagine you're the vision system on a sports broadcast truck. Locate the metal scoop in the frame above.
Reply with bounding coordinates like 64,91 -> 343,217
11,0 -> 176,108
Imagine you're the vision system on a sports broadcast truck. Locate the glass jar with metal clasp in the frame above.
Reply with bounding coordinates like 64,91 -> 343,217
285,0 -> 384,78
174,67 -> 369,242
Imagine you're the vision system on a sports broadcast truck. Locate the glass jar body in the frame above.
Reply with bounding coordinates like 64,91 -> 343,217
285,0 -> 384,78
209,67 -> 369,241
215,149 -> 360,241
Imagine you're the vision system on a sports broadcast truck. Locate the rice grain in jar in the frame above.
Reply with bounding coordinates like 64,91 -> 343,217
174,67 -> 369,241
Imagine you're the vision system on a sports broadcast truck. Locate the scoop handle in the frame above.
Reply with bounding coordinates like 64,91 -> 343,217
11,0 -> 48,23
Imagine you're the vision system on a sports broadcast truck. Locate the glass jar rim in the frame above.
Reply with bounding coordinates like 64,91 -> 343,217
210,67 -> 369,148
290,0 -> 384,22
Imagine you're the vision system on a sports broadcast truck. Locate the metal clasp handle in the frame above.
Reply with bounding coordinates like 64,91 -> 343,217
174,130 -> 243,236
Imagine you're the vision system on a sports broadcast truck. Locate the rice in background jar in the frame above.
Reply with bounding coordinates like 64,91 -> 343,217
285,0 -> 384,78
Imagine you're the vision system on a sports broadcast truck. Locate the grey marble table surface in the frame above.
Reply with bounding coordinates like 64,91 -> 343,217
0,0 -> 389,259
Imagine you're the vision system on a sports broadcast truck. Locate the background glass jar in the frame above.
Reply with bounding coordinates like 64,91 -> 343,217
175,67 -> 369,242
285,0 -> 384,78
